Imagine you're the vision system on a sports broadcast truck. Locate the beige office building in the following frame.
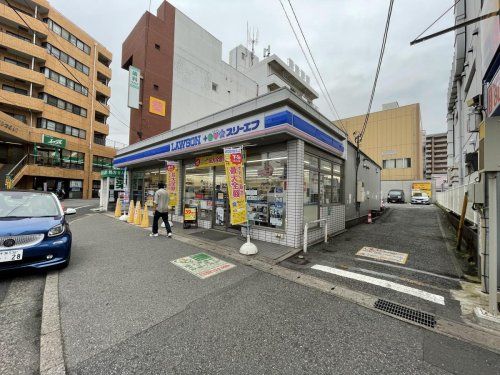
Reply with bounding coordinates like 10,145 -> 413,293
335,103 -> 424,201
0,0 -> 117,198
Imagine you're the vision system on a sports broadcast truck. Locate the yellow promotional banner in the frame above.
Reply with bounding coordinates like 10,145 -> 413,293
223,146 -> 247,225
166,161 -> 179,208
194,154 -> 225,168
412,182 -> 432,197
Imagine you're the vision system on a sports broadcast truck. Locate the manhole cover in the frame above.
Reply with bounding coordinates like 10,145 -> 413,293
190,230 -> 235,242
289,256 -> 310,265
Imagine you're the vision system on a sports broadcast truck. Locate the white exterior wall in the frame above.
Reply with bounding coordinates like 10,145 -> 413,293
171,11 -> 258,129
447,0 -> 484,187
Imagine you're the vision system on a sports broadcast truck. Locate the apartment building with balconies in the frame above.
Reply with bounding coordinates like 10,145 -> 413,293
425,132 -> 448,191
0,0 -> 117,198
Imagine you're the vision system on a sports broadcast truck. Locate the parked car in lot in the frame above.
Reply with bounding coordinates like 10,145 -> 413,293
411,192 -> 430,205
387,189 -> 405,203
0,191 -> 76,272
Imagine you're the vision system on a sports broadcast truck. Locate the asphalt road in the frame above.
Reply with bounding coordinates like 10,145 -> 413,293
0,199 -> 99,375
59,213 -> 499,375
282,204 -> 467,321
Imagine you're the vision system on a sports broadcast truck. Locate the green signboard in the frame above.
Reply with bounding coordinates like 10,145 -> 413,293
42,134 -> 66,149
101,168 -> 124,178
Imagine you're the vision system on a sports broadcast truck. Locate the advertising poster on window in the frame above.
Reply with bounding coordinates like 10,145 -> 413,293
223,146 -> 247,225
166,161 -> 179,208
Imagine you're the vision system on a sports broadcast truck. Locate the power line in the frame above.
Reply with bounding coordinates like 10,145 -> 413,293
286,0 -> 348,135
8,0 -> 130,130
357,0 -> 394,145
277,0 -> 348,135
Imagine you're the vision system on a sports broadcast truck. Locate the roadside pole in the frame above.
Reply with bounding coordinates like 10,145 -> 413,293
487,172 -> 499,315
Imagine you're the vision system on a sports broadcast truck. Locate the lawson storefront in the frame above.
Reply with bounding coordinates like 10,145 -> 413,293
114,89 -> 347,248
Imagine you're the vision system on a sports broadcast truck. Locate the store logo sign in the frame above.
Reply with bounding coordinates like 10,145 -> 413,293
170,120 -> 261,153
42,134 -> 66,148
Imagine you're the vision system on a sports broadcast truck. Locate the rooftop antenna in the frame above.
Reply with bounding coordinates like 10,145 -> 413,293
263,45 -> 271,58
148,0 -> 152,12
247,25 -> 259,66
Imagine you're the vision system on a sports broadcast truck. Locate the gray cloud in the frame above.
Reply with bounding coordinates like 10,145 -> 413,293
49,0 -> 455,144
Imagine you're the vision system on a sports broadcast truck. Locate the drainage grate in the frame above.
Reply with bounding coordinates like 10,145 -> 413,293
374,299 -> 436,328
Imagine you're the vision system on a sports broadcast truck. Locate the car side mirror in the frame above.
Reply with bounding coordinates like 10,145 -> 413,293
65,208 -> 77,215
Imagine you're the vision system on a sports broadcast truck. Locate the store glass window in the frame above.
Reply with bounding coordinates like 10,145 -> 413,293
184,167 -> 213,221
143,169 -> 162,207
245,150 -> 287,229
320,160 -> 332,205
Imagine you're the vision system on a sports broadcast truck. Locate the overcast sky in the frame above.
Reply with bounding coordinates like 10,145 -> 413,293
49,0 -> 454,146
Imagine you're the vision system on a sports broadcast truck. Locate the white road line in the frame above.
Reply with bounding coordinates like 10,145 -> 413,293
355,258 -> 461,282
72,204 -> 95,210
311,264 -> 446,305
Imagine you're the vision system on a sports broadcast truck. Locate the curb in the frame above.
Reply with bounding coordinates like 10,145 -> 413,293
40,271 -> 66,375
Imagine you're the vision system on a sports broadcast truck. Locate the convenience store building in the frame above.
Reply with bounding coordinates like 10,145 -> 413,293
114,89 -> 348,248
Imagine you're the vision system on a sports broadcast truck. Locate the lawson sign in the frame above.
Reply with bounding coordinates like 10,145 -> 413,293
114,109 -> 345,167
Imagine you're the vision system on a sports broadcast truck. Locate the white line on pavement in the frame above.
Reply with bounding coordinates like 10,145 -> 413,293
72,204 -> 96,210
311,264 -> 446,305
355,258 -> 461,282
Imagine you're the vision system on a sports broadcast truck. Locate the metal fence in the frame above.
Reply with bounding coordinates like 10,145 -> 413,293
436,183 -> 479,226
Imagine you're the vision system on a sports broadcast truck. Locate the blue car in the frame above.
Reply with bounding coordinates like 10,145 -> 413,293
0,191 -> 76,272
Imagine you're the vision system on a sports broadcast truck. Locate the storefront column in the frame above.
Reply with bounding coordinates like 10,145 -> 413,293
174,160 -> 183,220
286,139 -> 305,248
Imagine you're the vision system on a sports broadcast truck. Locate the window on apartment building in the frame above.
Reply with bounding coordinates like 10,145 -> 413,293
6,113 -> 27,123
155,43 -> 160,50
382,158 -> 411,169
4,57 -> 30,69
44,18 -> 91,55
37,118 -> 86,139
92,155 -> 113,172
2,85 -> 28,95
153,84 -> 159,91
61,150 -> 85,170
5,30 -> 31,43
39,93 -> 88,117
212,82 -> 218,92
43,43 -> 90,75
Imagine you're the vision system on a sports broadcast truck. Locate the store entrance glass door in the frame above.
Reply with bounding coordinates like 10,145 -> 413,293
213,167 -> 228,229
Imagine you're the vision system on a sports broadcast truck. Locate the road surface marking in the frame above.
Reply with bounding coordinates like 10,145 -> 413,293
72,204 -> 95,210
356,246 -> 408,264
172,253 -> 235,279
311,264 -> 445,305
355,258 -> 461,282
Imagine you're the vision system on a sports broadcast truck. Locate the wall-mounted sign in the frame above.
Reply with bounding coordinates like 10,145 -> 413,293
114,109 -> 346,167
149,96 -> 166,117
101,168 -> 124,178
194,154 -> 225,168
128,66 -> 141,109
487,67 -> 500,118
42,134 -> 66,148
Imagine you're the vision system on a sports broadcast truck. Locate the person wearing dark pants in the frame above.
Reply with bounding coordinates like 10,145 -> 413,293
150,182 -> 173,237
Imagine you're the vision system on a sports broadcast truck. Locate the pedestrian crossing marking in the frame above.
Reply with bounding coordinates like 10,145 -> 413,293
356,246 -> 408,264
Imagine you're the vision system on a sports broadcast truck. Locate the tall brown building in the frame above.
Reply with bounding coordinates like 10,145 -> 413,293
122,1 -> 175,145
0,0 -> 117,198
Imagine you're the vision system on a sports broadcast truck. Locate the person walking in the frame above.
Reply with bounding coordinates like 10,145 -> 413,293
150,182 -> 173,237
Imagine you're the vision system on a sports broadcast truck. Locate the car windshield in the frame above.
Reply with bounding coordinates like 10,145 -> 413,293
413,193 -> 422,197
389,191 -> 401,196
0,192 -> 61,218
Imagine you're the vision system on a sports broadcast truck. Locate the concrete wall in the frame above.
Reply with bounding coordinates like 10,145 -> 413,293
170,11 -> 257,128
344,142 -> 381,222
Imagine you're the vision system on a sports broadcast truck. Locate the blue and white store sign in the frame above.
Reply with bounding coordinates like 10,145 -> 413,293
114,108 -> 346,167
